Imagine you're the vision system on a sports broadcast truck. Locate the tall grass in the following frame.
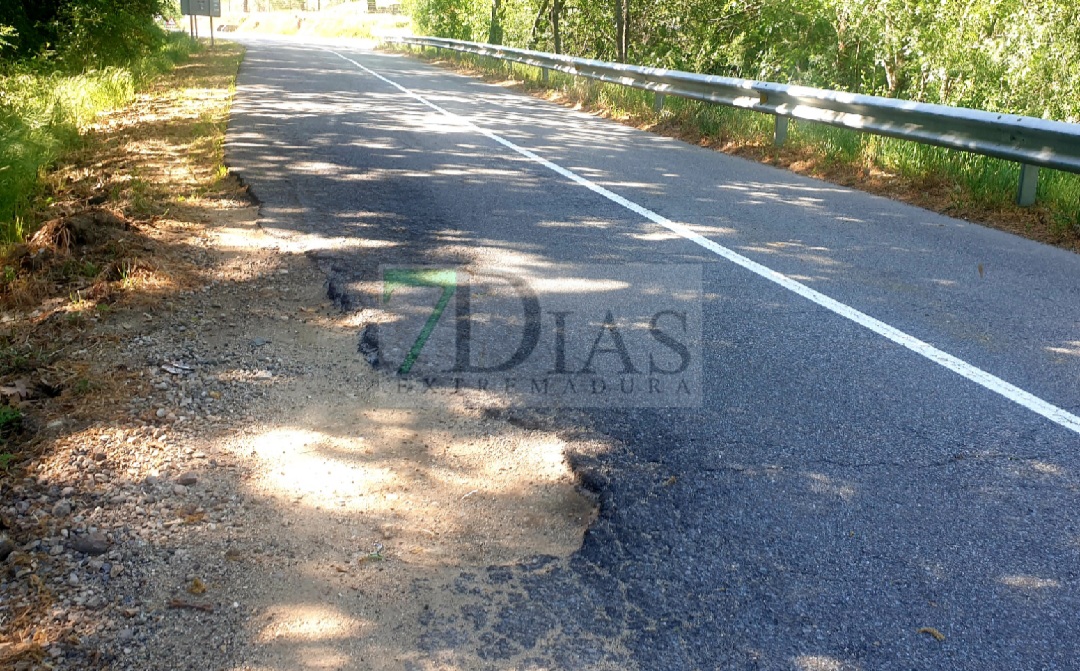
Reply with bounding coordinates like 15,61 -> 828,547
0,33 -> 198,240
419,47 -> 1080,235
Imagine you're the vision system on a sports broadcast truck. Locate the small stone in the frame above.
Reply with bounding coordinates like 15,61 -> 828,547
52,500 -> 72,518
117,628 -> 135,643
0,534 -> 14,561
144,475 -> 159,486
175,472 -> 198,487
173,485 -> 188,496
69,532 -> 110,556
92,452 -> 107,462
156,408 -> 167,419
68,572 -> 79,586
61,487 -> 75,497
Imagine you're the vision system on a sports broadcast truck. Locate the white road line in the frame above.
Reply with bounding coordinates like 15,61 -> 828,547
326,48 -> 1080,437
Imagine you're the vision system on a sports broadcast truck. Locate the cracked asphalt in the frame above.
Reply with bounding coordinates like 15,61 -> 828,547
227,37 -> 1080,670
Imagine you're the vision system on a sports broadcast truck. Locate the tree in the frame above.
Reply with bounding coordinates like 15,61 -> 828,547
400,0 -> 1080,121
614,0 -> 628,62
0,0 -> 168,67
488,0 -> 503,44
551,0 -> 561,53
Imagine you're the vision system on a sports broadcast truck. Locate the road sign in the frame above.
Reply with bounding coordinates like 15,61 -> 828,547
180,0 -> 221,17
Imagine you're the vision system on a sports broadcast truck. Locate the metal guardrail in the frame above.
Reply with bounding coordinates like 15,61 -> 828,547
389,36 -> 1080,207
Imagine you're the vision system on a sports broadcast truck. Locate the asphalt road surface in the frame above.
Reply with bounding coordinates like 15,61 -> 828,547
228,37 -> 1080,670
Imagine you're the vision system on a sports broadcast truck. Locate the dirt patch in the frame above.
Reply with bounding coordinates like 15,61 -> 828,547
190,211 -> 601,671
0,41 -> 600,671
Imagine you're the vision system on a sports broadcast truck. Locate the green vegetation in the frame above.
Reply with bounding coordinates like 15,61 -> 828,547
0,404 -> 22,451
1,0 -> 198,241
0,404 -> 21,473
401,0 -> 1080,227
404,0 -> 1080,121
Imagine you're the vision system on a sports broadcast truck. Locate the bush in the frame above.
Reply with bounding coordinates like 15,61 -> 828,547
0,0 -> 169,70
0,31 -> 199,239
57,0 -> 168,70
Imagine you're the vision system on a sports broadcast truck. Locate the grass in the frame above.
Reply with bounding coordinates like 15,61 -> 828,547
405,46 -> 1080,249
0,33 -> 200,241
0,37 -> 245,402
0,405 -> 22,460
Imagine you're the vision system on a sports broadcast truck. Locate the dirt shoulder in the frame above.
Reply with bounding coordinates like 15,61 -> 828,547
0,41 -> 598,671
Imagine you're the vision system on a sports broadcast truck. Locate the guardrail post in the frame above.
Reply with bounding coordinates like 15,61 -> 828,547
773,116 -> 789,147
542,67 -> 549,83
1017,164 -> 1039,206
653,92 -> 665,113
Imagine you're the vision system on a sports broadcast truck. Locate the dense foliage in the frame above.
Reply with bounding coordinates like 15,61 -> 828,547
403,0 -> 1080,121
0,0 -> 169,69
1,1 -> 193,234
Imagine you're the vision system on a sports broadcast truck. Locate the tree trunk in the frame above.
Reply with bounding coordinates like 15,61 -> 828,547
614,0 -> 629,62
488,0 -> 503,45
552,0 -> 562,54
528,0 -> 550,49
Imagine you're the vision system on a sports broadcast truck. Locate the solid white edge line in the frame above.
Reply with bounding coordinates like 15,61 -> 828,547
324,47 -> 1080,437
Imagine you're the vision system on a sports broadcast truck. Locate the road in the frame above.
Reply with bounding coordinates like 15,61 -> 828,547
227,37 -> 1080,670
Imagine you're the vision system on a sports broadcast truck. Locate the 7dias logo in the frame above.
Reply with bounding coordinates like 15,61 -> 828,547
373,265 -> 702,408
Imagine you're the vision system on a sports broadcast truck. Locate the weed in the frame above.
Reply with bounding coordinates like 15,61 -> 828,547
118,259 -> 138,289
58,258 -> 101,281
72,378 -> 92,395
0,404 -> 22,440
1050,210 -> 1080,239
69,289 -> 89,310
128,177 -> 153,214
0,345 -> 34,376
